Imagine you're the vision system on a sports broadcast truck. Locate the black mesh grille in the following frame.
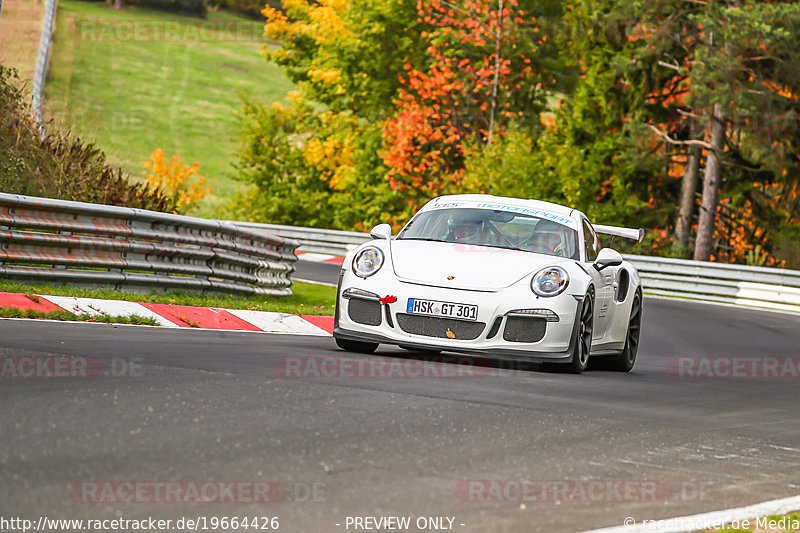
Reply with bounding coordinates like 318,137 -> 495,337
348,298 -> 382,326
395,314 -> 485,340
503,316 -> 546,343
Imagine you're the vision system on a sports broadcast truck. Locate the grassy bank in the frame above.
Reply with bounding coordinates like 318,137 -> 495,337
0,280 -> 337,315
44,0 -> 295,217
0,307 -> 160,325
0,0 -> 45,91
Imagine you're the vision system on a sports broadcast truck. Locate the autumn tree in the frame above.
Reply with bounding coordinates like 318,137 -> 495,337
262,0 -> 427,118
233,0 -> 423,229
237,0 -> 800,268
506,0 -> 676,232
691,2 -> 800,261
615,0 -> 705,252
381,0 -> 560,218
634,1 -> 800,261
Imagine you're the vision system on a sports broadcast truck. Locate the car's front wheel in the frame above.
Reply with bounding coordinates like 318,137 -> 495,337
335,337 -> 379,354
563,289 -> 594,374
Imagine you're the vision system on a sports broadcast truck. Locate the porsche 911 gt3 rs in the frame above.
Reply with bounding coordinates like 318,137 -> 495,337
332,195 -> 644,373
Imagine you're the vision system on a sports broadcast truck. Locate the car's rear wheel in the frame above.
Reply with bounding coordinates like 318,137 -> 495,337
335,338 -> 379,354
562,289 -> 594,374
610,290 -> 642,372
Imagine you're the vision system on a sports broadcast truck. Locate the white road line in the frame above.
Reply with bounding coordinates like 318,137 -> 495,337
224,309 -> 331,336
296,252 -> 339,262
581,494 -> 800,533
294,278 -> 338,287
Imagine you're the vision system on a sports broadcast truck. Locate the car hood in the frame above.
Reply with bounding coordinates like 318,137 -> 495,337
390,240 -> 568,291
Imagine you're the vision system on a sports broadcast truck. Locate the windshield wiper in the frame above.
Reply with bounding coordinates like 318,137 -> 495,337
397,237 -> 449,243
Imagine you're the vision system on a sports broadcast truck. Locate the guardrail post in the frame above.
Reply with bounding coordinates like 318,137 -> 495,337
32,0 -> 57,133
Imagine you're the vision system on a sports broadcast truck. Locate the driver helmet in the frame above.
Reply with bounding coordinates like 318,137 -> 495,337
530,220 -> 568,254
447,212 -> 484,241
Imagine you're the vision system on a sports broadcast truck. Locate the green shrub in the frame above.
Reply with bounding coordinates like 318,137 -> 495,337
229,94 -> 406,231
773,224 -> 800,269
0,65 -> 174,211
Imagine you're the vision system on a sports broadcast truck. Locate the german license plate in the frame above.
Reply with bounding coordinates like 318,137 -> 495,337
406,298 -> 478,321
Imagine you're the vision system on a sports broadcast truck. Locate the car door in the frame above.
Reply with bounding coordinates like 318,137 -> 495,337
581,218 -> 615,340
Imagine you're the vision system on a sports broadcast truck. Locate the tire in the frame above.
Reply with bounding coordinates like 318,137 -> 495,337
399,344 -> 442,355
335,337 -> 379,354
610,290 -> 642,372
562,289 -> 594,374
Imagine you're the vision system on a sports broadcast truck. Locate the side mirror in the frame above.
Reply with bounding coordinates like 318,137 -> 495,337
370,223 -> 392,240
594,248 -> 623,271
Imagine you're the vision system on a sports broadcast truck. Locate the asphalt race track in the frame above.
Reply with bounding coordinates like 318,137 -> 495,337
1,260 -> 800,532
293,259 -> 342,286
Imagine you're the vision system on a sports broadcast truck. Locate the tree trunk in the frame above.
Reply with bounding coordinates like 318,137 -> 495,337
673,118 -> 703,252
113,0 -> 123,10
694,103 -> 726,261
486,0 -> 503,146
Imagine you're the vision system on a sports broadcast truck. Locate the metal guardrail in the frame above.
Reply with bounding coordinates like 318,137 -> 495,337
0,194 -> 300,295
244,222 -> 800,314
232,222 -> 369,256
627,255 -> 800,314
32,0 -> 57,129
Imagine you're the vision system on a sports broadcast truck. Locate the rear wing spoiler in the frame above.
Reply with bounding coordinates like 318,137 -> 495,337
593,224 -> 645,244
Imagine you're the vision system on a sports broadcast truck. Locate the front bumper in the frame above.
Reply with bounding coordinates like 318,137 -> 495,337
334,268 -> 582,364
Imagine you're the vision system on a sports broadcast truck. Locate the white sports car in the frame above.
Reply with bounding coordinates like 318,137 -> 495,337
333,195 -> 644,373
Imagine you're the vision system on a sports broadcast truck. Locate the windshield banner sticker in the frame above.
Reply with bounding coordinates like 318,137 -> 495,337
474,203 -> 575,227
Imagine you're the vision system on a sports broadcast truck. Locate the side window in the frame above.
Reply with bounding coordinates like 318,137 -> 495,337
582,219 -> 599,262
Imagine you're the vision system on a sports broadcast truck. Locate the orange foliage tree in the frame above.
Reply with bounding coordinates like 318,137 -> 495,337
381,0 -> 552,218
142,149 -> 211,214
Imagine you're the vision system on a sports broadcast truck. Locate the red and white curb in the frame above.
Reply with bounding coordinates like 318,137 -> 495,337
296,252 -> 345,265
0,292 -> 334,336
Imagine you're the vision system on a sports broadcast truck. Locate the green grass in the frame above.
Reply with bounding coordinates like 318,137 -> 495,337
0,307 -> 160,325
0,280 -> 337,315
44,0 -> 295,217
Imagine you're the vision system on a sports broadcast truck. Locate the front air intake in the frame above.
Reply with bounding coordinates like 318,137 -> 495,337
502,316 -> 546,343
348,298 -> 382,326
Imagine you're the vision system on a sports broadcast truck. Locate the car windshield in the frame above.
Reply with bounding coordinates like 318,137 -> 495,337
397,207 -> 580,259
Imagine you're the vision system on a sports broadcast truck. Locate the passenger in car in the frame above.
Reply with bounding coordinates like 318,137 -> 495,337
527,220 -> 571,257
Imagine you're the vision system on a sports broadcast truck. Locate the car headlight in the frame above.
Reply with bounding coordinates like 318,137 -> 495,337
531,266 -> 569,297
352,247 -> 384,278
